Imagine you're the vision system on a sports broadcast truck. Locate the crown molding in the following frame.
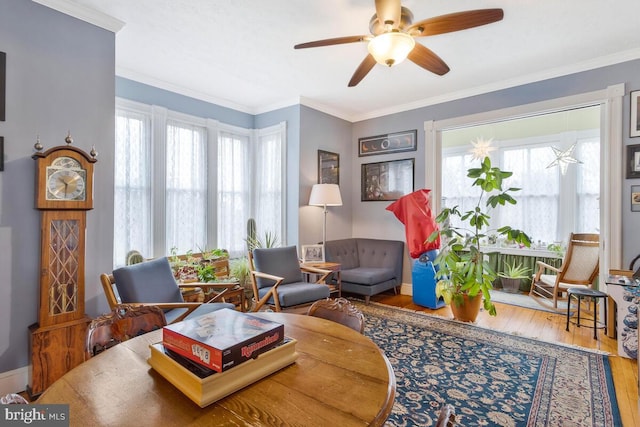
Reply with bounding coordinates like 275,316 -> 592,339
32,0 -> 125,33
350,48 -> 640,122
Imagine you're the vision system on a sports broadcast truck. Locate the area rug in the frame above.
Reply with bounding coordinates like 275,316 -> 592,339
354,302 -> 621,427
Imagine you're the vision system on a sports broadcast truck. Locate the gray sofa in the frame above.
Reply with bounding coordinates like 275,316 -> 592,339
324,238 -> 404,303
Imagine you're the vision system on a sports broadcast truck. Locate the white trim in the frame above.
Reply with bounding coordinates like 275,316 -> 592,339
32,0 -> 125,33
0,366 -> 29,396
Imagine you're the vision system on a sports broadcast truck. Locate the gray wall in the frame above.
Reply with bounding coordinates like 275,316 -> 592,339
0,1 -> 115,372
352,59 -> 640,282
298,106 -> 352,247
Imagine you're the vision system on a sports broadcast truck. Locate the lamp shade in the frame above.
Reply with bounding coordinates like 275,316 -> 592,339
367,31 -> 415,67
309,184 -> 343,206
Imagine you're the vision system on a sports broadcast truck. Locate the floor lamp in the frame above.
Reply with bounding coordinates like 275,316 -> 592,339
309,183 -> 343,247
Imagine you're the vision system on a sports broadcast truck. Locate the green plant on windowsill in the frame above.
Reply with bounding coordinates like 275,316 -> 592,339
498,260 -> 530,294
428,156 -> 532,320
498,260 -> 530,279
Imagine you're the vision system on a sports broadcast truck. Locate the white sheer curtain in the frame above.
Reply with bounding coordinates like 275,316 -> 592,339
502,144 -> 559,244
442,130 -> 600,246
441,152 -> 480,231
114,108 -> 152,266
165,120 -> 207,254
217,131 -> 251,258
253,126 -> 283,246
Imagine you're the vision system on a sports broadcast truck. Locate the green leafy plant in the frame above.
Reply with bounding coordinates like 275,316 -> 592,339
428,156 -> 532,317
245,231 -> 280,251
498,260 -> 530,279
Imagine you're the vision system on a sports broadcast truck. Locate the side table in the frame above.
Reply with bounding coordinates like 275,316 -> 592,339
302,262 -> 342,297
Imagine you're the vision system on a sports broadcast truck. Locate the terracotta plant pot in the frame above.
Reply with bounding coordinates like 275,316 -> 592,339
450,294 -> 483,322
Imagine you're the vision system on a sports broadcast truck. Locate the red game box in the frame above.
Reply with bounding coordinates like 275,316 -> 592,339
162,308 -> 284,372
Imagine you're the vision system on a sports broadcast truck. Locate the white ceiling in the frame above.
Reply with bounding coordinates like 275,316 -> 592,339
42,0 -> 640,122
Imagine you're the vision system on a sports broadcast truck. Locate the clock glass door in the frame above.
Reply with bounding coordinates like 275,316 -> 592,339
39,211 -> 86,326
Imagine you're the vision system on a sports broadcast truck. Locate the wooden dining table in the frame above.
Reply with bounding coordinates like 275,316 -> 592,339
37,312 -> 396,426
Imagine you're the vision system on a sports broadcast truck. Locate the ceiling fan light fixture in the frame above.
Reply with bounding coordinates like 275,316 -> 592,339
367,31 -> 415,67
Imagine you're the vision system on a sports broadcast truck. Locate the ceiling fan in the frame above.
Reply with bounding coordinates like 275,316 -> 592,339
294,0 -> 504,87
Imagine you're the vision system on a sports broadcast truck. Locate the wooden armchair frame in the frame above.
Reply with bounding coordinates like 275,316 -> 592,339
529,233 -> 599,311
99,273 -> 240,323
248,251 -> 332,312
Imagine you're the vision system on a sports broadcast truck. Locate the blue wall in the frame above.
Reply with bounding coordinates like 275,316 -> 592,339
0,1 -> 115,376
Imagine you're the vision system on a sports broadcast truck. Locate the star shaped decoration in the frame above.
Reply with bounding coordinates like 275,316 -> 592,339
469,137 -> 496,160
546,143 -> 582,175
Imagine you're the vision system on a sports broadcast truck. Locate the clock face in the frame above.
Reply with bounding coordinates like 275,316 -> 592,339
46,157 -> 87,201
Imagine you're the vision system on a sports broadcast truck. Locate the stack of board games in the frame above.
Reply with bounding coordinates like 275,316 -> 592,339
163,308 -> 285,372
148,308 -> 298,406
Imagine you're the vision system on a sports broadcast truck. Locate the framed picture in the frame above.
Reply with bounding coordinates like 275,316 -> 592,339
358,130 -> 417,157
0,52 -> 5,121
318,150 -> 339,184
361,158 -> 414,201
302,244 -> 324,263
626,144 -> 640,178
631,90 -> 640,138
632,185 -> 640,212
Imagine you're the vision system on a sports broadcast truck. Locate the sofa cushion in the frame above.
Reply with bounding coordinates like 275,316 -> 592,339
113,257 -> 184,304
324,239 -> 360,270
257,282 -> 330,307
341,267 -> 396,286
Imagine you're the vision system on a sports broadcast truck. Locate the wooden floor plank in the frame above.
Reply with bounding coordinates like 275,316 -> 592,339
370,293 -> 639,427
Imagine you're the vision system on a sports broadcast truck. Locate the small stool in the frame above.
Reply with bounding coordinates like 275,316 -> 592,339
565,287 -> 607,339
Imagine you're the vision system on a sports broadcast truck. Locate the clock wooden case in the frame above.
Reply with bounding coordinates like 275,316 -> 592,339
28,139 -> 97,398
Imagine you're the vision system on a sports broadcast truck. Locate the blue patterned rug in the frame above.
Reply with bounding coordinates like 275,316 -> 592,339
355,302 -> 622,427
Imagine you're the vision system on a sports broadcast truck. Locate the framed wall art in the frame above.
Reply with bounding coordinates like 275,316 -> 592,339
358,129 -> 416,157
631,90 -> 640,138
361,158 -> 414,201
318,150 -> 339,184
627,144 -> 640,178
632,185 -> 640,212
0,52 -> 5,121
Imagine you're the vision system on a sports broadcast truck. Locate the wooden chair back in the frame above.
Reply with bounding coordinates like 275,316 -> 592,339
85,304 -> 166,359
307,298 -> 365,333
100,273 -> 119,310
556,233 -> 600,284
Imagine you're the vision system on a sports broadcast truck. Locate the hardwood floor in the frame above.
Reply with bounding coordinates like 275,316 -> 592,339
369,293 -> 639,427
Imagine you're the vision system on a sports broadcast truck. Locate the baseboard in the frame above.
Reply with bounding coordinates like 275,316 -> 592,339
0,365 -> 29,396
400,282 -> 412,296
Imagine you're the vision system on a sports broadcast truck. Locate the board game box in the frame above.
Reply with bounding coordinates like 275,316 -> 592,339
162,308 -> 284,372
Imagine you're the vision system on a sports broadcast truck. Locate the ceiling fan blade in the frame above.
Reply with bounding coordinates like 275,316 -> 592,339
407,44 -> 450,76
375,0 -> 401,27
348,54 -> 377,87
294,35 -> 368,49
407,9 -> 504,37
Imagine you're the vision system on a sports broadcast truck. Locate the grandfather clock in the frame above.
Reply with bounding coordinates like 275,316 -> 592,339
27,134 -> 97,398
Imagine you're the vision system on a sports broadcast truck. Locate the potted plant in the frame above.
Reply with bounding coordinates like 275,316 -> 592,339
428,156 -> 531,321
498,260 -> 530,293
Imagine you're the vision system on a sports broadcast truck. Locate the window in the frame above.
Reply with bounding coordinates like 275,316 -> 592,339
165,120 -> 208,255
217,124 -> 285,258
114,107 -> 152,264
114,99 -> 286,266
441,106 -> 600,246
